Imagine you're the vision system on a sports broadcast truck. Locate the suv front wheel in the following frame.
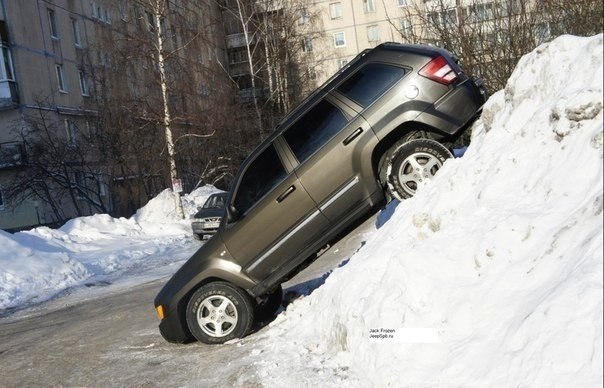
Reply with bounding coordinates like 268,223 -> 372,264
186,282 -> 254,344
386,139 -> 453,200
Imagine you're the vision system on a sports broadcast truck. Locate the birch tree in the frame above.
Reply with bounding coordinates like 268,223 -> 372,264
98,0 -> 233,218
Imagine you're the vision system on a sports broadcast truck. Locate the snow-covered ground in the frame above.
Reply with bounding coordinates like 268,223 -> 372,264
0,185 -> 221,311
246,34 -> 603,386
0,34 -> 602,387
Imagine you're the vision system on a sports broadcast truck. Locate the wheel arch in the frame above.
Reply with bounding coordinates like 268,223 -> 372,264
370,120 -> 450,184
175,269 -> 256,340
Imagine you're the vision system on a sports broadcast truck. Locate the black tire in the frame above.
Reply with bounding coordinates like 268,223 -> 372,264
254,285 -> 283,322
386,138 -> 452,200
186,282 -> 254,344
193,233 -> 203,241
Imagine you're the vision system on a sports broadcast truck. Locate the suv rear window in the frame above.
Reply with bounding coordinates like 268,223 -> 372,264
284,99 -> 348,163
337,63 -> 407,107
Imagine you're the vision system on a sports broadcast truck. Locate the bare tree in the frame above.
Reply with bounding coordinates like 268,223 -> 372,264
216,0 -> 265,135
5,101 -> 110,223
387,0 -> 602,91
91,0 -> 236,216
257,0 -> 324,115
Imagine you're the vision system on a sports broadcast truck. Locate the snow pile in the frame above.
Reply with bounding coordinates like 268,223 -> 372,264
133,185 -> 222,223
0,186 -> 221,311
254,35 -> 603,386
0,230 -> 90,309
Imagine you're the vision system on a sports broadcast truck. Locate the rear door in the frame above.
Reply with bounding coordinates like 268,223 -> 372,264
281,95 -> 379,224
222,142 -> 330,282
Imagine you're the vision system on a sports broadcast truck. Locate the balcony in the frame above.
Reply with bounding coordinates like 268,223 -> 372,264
226,32 -> 256,49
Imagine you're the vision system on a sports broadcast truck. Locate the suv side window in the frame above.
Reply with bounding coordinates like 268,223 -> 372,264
337,63 -> 407,107
283,99 -> 348,163
233,144 -> 287,215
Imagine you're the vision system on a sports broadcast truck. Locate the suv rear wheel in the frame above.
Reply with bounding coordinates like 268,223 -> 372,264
186,282 -> 254,344
386,139 -> 453,200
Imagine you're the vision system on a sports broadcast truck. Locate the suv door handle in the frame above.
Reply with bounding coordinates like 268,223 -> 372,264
343,128 -> 363,146
276,185 -> 296,203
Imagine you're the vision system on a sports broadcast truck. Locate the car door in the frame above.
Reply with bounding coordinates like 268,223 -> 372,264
222,142 -> 330,282
281,95 -> 380,224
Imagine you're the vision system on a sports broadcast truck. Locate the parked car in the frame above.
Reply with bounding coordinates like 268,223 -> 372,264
191,192 -> 228,240
155,42 -> 487,344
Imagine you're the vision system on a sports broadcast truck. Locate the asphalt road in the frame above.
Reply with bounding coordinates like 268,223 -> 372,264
0,214 -> 378,387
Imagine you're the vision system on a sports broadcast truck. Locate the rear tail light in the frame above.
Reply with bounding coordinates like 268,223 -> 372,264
419,56 -> 458,85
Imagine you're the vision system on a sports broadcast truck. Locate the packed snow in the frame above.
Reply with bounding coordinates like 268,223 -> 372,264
246,34 -> 603,386
0,33 -> 602,387
0,186 -> 221,311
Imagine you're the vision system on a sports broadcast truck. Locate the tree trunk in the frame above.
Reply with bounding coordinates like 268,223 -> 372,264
154,5 -> 185,219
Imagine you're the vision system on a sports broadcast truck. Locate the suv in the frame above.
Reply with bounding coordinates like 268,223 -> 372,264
155,43 -> 487,344
191,192 -> 227,240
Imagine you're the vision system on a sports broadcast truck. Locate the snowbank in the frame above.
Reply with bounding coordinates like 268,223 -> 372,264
254,35 -> 603,386
0,185 -> 222,311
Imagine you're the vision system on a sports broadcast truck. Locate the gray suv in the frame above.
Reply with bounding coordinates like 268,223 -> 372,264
155,42 -> 487,344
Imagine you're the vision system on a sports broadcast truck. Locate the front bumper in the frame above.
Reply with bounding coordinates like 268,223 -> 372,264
192,221 -> 221,235
156,304 -> 192,343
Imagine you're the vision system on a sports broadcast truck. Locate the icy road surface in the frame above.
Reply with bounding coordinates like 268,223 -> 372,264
0,215 -> 376,386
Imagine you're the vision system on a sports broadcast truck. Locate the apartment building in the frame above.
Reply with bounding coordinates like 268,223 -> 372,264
0,0 -> 226,231
305,0 -> 558,85
0,0 -> 107,230
306,0 -> 417,82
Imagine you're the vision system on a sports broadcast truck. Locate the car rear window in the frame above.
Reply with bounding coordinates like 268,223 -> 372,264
337,63 -> 407,107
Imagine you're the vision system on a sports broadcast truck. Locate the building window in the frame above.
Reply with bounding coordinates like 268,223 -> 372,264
65,120 -> 77,147
367,25 -> 380,42
91,2 -> 111,24
1,46 -> 15,81
329,2 -> 342,19
534,22 -> 551,45
0,142 -> 24,169
71,171 -> 86,199
79,71 -> 89,96
333,31 -> 346,48
298,8 -> 310,25
228,48 -> 246,64
72,18 -> 82,47
86,121 -> 99,139
301,36 -> 313,53
48,9 -> 58,38
397,0 -> 409,6
104,8 -> 112,24
56,64 -> 67,92
363,0 -> 376,13
307,66 -> 317,80
400,18 -> 412,36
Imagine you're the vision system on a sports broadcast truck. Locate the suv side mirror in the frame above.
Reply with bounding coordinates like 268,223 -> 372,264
227,205 -> 240,223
